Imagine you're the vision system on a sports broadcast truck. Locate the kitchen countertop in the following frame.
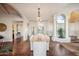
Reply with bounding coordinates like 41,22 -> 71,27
30,34 -> 50,42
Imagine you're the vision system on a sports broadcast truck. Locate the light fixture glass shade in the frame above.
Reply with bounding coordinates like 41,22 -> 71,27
36,17 -> 42,22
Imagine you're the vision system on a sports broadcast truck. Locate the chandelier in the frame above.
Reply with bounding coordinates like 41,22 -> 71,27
37,8 -> 42,22
36,7 -> 44,30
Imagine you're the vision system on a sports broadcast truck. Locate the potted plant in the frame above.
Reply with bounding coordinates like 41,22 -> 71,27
57,28 -> 64,38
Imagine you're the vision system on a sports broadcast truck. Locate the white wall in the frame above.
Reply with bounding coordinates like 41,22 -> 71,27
27,20 -> 54,37
0,19 -> 12,42
22,19 -> 29,41
69,23 -> 77,36
69,22 -> 79,37
0,16 -> 24,42
47,21 -> 53,36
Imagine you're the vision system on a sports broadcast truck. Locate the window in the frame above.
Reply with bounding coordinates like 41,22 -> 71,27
56,14 -> 66,38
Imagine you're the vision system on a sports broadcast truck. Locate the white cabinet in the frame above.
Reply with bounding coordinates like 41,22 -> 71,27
30,34 -> 50,56
32,42 -> 47,56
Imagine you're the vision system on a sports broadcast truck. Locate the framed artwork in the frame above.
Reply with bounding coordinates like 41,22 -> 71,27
0,23 -> 7,32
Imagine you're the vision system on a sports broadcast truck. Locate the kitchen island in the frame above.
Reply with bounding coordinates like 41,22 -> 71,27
30,34 -> 50,56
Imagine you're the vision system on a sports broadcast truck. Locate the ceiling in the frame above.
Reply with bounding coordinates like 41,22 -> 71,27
9,3 -> 68,21
0,3 -> 22,18
0,3 -> 79,22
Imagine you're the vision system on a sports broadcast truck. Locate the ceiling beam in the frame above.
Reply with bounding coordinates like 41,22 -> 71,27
0,3 -> 22,18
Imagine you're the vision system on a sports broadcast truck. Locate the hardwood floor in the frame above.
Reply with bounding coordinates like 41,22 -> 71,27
0,40 -> 79,56
60,43 -> 79,56
48,42 -> 77,56
13,40 -> 31,56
